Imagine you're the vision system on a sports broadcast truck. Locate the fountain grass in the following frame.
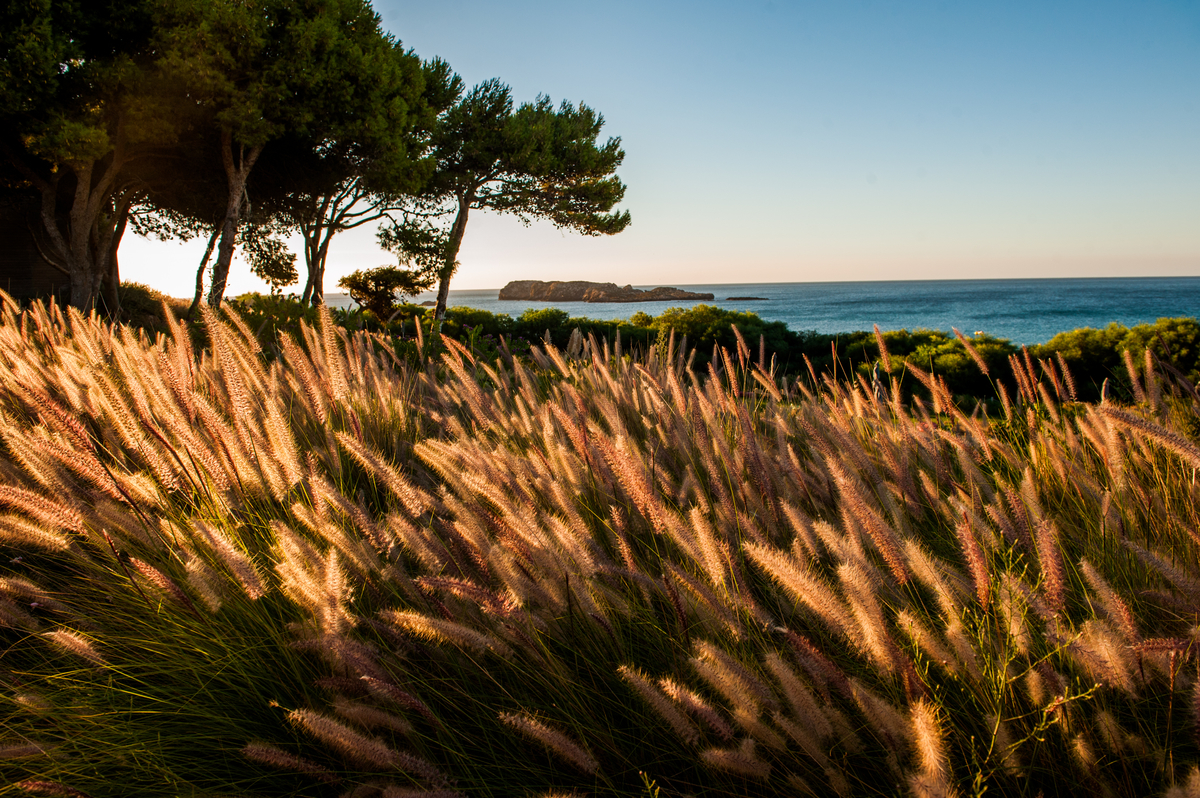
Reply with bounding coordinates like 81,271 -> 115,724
2,293 -> 1200,796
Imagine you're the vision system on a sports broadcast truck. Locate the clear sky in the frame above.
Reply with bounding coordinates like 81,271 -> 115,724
120,0 -> 1200,297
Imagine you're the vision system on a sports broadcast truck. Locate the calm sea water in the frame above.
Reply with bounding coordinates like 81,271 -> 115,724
327,277 -> 1200,345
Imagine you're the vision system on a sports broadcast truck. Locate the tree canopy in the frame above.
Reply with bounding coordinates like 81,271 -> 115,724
152,0 -> 431,308
0,0 -> 180,311
381,78 -> 631,321
291,57 -> 462,307
1,1 -> 631,313
337,265 -> 433,319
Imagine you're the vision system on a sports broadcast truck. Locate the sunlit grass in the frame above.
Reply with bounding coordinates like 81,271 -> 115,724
3,294 -> 1200,797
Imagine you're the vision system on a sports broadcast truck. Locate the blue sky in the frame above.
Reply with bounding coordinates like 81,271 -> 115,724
121,0 -> 1200,295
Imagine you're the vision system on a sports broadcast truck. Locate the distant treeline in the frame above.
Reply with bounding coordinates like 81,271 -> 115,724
122,285 -> 1200,406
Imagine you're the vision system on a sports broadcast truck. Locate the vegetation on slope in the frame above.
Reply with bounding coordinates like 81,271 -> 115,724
3,295 -> 1200,796
222,292 -> 1200,406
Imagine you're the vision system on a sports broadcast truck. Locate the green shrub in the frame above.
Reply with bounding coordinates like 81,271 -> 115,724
227,292 -> 320,344
515,307 -> 570,337
444,306 -> 515,338
338,266 -> 433,320
1033,318 -> 1200,401
302,297 -> 1200,408
116,282 -> 190,336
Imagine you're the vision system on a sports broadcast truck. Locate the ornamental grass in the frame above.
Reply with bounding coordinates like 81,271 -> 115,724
3,294 -> 1200,796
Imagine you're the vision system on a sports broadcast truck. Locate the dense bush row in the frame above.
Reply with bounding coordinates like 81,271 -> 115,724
205,288 -> 1200,406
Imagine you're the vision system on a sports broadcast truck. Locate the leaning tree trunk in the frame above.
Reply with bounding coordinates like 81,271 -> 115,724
300,232 -> 318,306
188,226 -> 220,319
433,197 -> 471,323
98,200 -> 131,317
207,132 -> 262,309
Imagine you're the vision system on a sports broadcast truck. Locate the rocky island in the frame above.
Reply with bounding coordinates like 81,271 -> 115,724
498,280 -> 714,303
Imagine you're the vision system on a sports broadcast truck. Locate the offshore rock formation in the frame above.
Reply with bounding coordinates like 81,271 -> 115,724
498,280 -> 713,303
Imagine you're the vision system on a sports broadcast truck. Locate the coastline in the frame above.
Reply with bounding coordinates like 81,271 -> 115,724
325,275 -> 1200,345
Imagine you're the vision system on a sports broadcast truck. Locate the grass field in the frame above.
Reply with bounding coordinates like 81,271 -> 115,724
3,296 -> 1200,797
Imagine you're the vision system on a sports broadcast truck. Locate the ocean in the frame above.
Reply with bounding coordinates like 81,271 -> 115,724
325,276 -> 1200,345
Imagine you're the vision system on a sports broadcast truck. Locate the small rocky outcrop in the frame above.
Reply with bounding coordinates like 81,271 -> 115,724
498,280 -> 713,303
726,296 -> 768,301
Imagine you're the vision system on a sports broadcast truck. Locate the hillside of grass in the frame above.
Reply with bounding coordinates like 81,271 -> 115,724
4,294 -> 1200,796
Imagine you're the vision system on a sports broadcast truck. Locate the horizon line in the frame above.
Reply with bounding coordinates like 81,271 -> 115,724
407,273 -> 1200,294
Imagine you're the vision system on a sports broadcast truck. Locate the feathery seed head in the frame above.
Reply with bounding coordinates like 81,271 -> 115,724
498,711 -> 599,774
41,630 -> 105,666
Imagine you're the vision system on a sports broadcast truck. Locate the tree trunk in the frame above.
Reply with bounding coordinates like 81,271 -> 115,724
207,211 -> 240,309
433,196 -> 470,322
301,219 -> 334,307
64,172 -> 124,313
102,246 -> 120,317
207,132 -> 263,309
310,235 -> 333,306
300,195 -> 325,305
188,226 -> 220,319
302,180 -> 370,307
99,201 -> 130,317
62,164 -> 108,313
300,238 -> 316,305
1,140 -> 123,312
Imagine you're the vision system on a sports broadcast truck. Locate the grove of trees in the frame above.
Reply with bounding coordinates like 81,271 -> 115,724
0,0 -> 630,313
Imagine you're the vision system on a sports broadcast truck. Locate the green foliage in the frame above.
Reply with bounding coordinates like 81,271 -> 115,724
0,0 -> 165,160
375,205 -> 454,274
439,306 -> 512,338
227,292 -> 319,342
148,0 -> 434,308
0,0 -> 180,310
828,328 -> 1017,402
517,306 -> 571,334
112,288 -> 1200,413
240,224 -> 298,293
628,311 -> 654,327
294,56 -> 463,305
382,77 -> 631,318
424,305 -> 1200,409
1033,318 -> 1200,401
115,282 -> 191,335
337,266 -> 434,320
154,0 -> 415,150
1,0 -> 440,312
653,304 -> 798,364
485,92 -> 631,234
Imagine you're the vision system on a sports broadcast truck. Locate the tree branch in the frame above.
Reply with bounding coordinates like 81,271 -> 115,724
28,224 -> 70,276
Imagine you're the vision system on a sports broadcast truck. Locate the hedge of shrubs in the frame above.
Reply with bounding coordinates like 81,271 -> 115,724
139,290 -> 1200,406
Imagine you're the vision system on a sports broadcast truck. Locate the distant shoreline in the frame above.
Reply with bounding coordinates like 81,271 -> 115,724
319,275 -> 1200,345
391,274 -> 1200,294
